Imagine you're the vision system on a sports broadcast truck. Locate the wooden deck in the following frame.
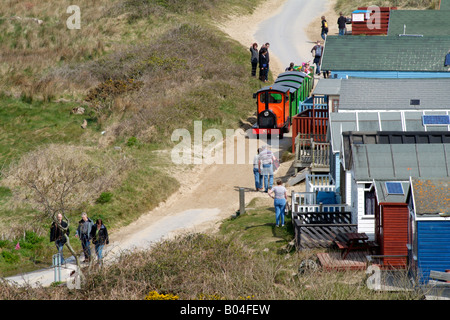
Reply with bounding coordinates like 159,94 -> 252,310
293,212 -> 356,250
318,250 -> 370,271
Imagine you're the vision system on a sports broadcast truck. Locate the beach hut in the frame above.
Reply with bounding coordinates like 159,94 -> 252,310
347,143 -> 450,240
320,36 -> 450,79
408,177 -> 450,283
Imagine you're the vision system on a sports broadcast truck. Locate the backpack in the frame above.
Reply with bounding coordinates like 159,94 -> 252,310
315,45 -> 322,57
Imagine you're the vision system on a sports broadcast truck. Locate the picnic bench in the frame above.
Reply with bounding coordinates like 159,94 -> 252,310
335,232 -> 378,259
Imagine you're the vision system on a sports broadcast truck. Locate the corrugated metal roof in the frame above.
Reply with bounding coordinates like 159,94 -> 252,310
312,79 -> 342,96
321,35 -> 450,72
329,111 -> 436,154
341,131 -> 450,170
412,177 -> 450,215
351,143 -> 450,181
338,78 -> 450,110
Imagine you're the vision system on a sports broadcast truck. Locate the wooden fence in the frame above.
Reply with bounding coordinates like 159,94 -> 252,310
351,7 -> 396,35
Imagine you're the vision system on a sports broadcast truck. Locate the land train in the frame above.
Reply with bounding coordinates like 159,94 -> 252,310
252,70 -> 314,139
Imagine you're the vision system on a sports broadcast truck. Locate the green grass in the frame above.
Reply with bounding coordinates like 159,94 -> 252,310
0,197 -> 425,299
0,95 -> 94,167
220,199 -> 295,253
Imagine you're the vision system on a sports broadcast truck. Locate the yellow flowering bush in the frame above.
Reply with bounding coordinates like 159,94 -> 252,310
145,290 -> 179,300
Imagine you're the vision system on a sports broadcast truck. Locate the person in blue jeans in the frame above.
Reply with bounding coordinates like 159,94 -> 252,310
50,213 -> 70,264
269,179 -> 288,227
258,146 -> 274,192
76,212 -> 94,263
253,148 -> 263,191
90,219 -> 109,266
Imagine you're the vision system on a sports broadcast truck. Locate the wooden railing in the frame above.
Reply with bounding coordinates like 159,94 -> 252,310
299,95 -> 328,114
305,174 -> 335,193
293,139 -> 331,173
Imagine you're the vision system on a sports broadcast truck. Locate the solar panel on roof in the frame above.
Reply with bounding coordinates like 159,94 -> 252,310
422,115 -> 450,125
385,182 -> 404,195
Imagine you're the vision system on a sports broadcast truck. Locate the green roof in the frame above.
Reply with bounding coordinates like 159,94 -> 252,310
321,35 -> 450,72
440,0 -> 450,10
387,10 -> 450,36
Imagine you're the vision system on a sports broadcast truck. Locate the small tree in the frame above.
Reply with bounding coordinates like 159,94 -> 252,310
3,144 -> 115,283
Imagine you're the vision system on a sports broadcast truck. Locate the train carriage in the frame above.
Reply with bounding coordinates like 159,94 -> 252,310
252,84 -> 292,139
253,70 -> 315,139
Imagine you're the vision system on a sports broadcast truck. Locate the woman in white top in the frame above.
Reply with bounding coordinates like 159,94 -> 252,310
268,179 -> 288,227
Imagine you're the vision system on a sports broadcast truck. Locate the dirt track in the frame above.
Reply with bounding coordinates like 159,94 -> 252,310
107,0 -> 335,260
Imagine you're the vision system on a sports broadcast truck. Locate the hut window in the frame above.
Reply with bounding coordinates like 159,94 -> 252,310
364,189 -> 376,216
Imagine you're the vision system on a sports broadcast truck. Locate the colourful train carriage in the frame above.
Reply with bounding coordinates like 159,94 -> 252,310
252,84 -> 292,139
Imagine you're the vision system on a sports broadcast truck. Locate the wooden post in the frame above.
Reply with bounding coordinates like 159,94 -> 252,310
239,187 -> 245,216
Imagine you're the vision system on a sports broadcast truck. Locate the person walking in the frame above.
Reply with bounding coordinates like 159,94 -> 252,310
250,43 -> 259,77
311,41 -> 323,75
90,219 -> 109,266
50,213 -> 69,264
75,212 -> 94,263
253,148 -> 263,191
268,179 -> 288,227
337,12 -> 347,36
321,16 -> 328,40
258,145 -> 275,192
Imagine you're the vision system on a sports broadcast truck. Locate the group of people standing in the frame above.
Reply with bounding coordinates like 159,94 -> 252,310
250,42 -> 270,82
50,212 -> 109,266
253,146 -> 287,227
320,12 -> 348,40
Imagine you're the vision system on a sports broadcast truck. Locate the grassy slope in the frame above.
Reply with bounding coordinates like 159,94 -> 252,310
0,0 -> 262,276
0,0 -> 431,298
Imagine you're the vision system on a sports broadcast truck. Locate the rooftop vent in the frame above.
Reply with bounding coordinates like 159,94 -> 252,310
398,25 -> 423,37
410,99 -> 420,106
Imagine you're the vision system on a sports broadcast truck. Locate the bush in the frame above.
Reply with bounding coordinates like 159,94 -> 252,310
96,192 -> 113,204
1,250 -> 20,264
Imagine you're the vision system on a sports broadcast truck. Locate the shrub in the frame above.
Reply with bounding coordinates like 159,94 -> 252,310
145,290 -> 179,300
1,250 -> 20,264
96,192 -> 113,204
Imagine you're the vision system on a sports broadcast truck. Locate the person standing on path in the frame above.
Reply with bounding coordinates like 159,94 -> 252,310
259,43 -> 270,81
268,179 -> 288,227
321,16 -> 328,40
259,48 -> 269,82
50,213 -> 69,264
253,148 -> 263,191
90,218 -> 109,266
311,41 -> 323,75
250,43 -> 259,77
337,12 -> 347,35
258,145 -> 275,192
75,212 -> 94,263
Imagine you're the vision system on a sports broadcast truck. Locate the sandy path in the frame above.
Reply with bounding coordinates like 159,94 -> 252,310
107,0 -> 337,258
6,0 -> 335,286
218,0 -> 338,78
106,129 -> 297,259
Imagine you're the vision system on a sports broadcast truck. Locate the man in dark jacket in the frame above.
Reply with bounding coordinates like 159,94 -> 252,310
90,219 -> 109,266
50,213 -> 69,264
76,212 -> 94,263
259,48 -> 269,82
337,12 -> 347,35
